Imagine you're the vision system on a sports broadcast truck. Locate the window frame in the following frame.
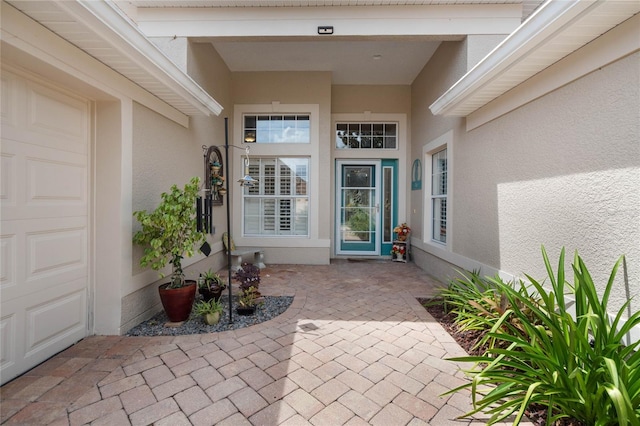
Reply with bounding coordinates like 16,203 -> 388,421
430,148 -> 448,244
423,130 -> 453,252
243,114 -> 311,144
243,157 -> 310,237
335,121 -> 399,150
234,103 -> 320,244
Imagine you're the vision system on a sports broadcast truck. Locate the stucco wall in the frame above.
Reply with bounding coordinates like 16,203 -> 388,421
123,42 -> 233,332
411,41 -> 467,244
232,71 -> 333,264
331,85 -> 411,114
411,40 -> 640,318
456,52 -> 639,314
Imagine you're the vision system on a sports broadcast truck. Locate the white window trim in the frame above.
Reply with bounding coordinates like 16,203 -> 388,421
423,130 -> 453,252
244,157 -> 310,237
234,103 -> 320,245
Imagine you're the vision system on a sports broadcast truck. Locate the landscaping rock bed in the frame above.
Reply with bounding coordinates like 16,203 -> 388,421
127,295 -> 293,336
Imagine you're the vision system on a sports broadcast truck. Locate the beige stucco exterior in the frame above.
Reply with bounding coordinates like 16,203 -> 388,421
410,35 -> 640,322
2,0 -> 638,344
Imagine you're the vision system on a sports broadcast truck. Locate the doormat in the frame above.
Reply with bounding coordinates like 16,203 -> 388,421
347,258 -> 388,263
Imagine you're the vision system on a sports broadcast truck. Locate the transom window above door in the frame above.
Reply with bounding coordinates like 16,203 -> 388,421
244,114 -> 310,144
336,122 -> 397,149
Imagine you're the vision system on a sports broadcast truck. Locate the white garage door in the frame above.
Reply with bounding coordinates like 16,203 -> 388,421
1,69 -> 90,384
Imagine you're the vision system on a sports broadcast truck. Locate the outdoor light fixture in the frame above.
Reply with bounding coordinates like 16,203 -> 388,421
201,118 -> 258,323
317,25 -> 333,35
244,132 -> 256,143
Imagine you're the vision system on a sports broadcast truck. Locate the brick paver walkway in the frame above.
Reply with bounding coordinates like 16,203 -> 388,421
1,261 -> 529,425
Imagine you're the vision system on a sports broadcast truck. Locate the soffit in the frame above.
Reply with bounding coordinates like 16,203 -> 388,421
127,1 -> 522,7
5,0 -> 222,116
126,1 -> 524,85
430,1 -> 640,116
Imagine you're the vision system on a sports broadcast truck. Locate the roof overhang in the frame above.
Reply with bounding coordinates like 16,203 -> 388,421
4,0 -> 222,117
430,0 -> 640,117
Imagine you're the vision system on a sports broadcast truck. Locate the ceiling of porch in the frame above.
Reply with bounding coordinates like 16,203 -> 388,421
8,1 -> 636,117
120,0 -> 533,85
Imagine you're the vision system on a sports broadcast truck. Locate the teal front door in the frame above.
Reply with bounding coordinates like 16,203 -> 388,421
336,160 -> 381,255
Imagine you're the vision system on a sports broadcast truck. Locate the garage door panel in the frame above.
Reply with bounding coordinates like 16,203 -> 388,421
1,72 -> 88,155
1,218 -> 87,302
1,152 -> 16,207
26,83 -> 88,154
28,226 -> 87,283
0,234 -> 17,290
25,285 -> 87,355
1,73 -> 18,127
0,283 -> 86,383
27,157 -> 86,205
0,69 -> 89,384
1,139 -> 88,221
0,313 -> 18,374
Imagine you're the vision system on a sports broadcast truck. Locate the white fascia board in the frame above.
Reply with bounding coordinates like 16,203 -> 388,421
136,4 -> 522,37
56,0 -> 223,116
466,12 -> 640,131
1,3 -> 189,127
429,0 -> 604,116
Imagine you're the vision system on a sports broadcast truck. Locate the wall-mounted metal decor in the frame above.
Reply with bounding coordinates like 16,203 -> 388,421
205,146 -> 225,206
197,145 -> 225,234
411,158 -> 422,190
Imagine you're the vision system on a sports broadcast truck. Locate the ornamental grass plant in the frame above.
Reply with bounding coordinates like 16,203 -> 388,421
442,247 -> 640,426
432,270 -> 542,352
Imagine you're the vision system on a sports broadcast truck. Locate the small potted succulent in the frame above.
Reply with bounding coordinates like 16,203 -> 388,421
198,268 -> 226,302
236,286 -> 260,315
234,263 -> 261,315
194,298 -> 224,325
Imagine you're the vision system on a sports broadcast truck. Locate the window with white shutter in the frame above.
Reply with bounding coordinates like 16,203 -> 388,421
243,158 -> 309,236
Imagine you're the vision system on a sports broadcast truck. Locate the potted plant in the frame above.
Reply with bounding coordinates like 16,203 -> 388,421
234,263 -> 261,315
236,286 -> 260,315
393,223 -> 411,241
194,298 -> 224,325
391,243 -> 406,260
233,262 -> 261,295
211,161 -> 221,175
198,268 -> 226,302
133,177 -> 206,322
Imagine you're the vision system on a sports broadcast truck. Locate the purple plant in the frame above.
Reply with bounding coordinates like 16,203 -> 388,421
233,262 -> 261,293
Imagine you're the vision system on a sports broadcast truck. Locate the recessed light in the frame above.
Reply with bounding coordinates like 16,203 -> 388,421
373,54 -> 382,60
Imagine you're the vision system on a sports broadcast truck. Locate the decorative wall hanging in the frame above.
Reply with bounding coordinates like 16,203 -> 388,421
197,145 -> 223,234
205,146 -> 224,207
411,158 -> 422,190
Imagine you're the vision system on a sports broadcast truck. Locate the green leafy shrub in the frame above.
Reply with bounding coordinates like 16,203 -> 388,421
133,177 -> 205,288
447,247 -> 640,426
433,270 -> 541,351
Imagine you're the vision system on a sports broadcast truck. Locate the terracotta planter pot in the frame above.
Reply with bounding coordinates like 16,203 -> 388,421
158,280 -> 197,322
